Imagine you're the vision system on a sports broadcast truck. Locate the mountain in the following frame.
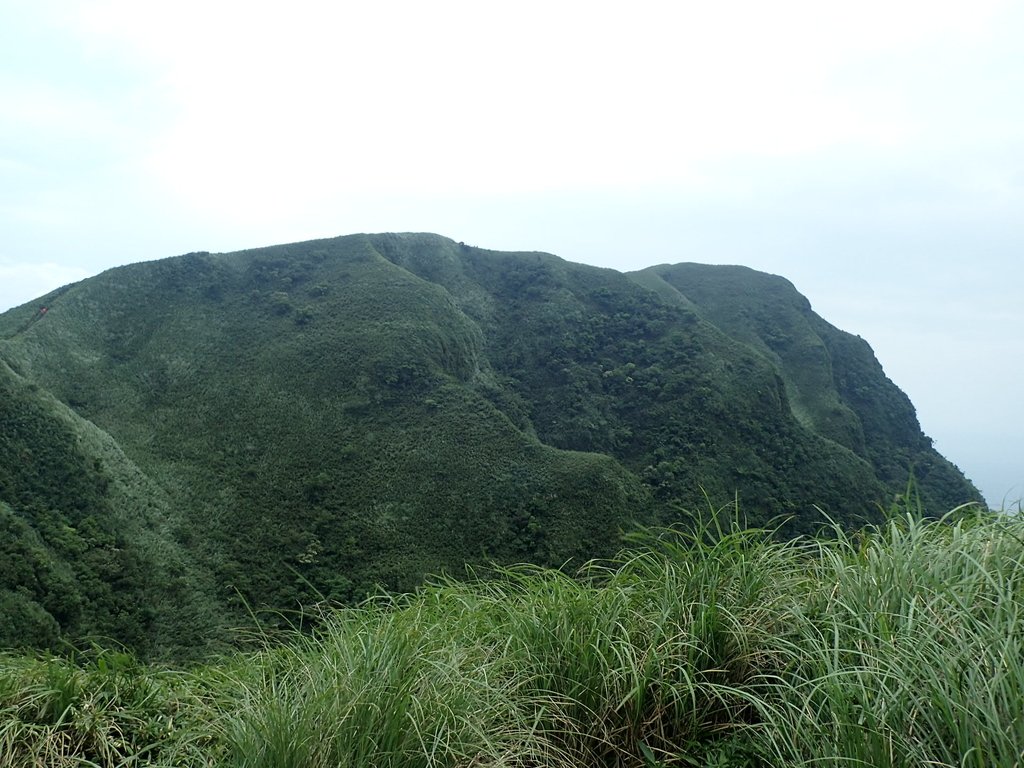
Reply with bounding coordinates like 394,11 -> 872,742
0,233 -> 981,657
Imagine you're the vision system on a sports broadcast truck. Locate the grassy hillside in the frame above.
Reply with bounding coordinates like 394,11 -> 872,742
0,237 -> 651,652
370,235 -> 975,521
0,233 -> 983,655
1,504 -> 1019,767
633,263 -> 978,514
0,355 -> 221,659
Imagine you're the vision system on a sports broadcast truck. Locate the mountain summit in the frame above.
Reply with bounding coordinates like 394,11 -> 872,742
0,233 -> 980,656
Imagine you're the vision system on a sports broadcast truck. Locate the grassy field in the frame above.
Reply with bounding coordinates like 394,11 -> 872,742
2,497 -> 1021,767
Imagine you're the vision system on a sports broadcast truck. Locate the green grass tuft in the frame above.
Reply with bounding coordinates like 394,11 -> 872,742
2,500 -> 1020,767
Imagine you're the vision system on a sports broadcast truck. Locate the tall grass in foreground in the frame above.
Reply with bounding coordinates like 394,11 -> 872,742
770,507 -> 1024,766
428,518 -> 805,766
0,646 -> 205,767
197,598 -> 564,768
2,502 -> 1022,767
197,522 -> 794,768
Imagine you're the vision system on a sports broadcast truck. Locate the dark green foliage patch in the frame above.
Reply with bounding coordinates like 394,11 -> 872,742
0,233 -> 982,656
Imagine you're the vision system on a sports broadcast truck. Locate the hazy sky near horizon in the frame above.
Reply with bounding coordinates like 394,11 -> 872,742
2,1 -> 1022,506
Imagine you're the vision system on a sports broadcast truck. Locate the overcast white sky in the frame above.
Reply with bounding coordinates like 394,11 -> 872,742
2,0 -> 1021,507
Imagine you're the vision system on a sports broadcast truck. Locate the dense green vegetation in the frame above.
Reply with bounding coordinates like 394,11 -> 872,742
0,357 -> 222,659
1,503 -> 1020,767
0,350 -> 226,660
632,264 -> 975,513
0,233 -> 982,655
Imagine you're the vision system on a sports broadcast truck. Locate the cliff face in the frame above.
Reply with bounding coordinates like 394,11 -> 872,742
0,233 -> 981,656
631,262 -> 977,514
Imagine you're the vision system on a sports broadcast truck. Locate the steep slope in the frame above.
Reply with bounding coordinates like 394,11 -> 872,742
371,235 -> 891,525
0,237 -> 648,653
0,233 -> 982,654
631,263 -> 979,513
0,353 -> 221,658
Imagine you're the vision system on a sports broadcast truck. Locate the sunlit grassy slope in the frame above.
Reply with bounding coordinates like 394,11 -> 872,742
1,505 -> 1019,768
0,233 -> 982,655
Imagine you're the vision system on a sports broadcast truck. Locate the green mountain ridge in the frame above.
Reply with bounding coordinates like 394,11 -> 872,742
0,233 -> 981,657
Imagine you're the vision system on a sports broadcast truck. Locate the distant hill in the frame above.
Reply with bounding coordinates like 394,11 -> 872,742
0,233 -> 981,657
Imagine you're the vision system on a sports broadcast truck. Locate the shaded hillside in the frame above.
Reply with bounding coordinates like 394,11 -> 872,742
0,355 -> 221,658
0,233 -> 982,654
371,235 -> 893,521
0,238 -> 649,653
632,263 -> 979,514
